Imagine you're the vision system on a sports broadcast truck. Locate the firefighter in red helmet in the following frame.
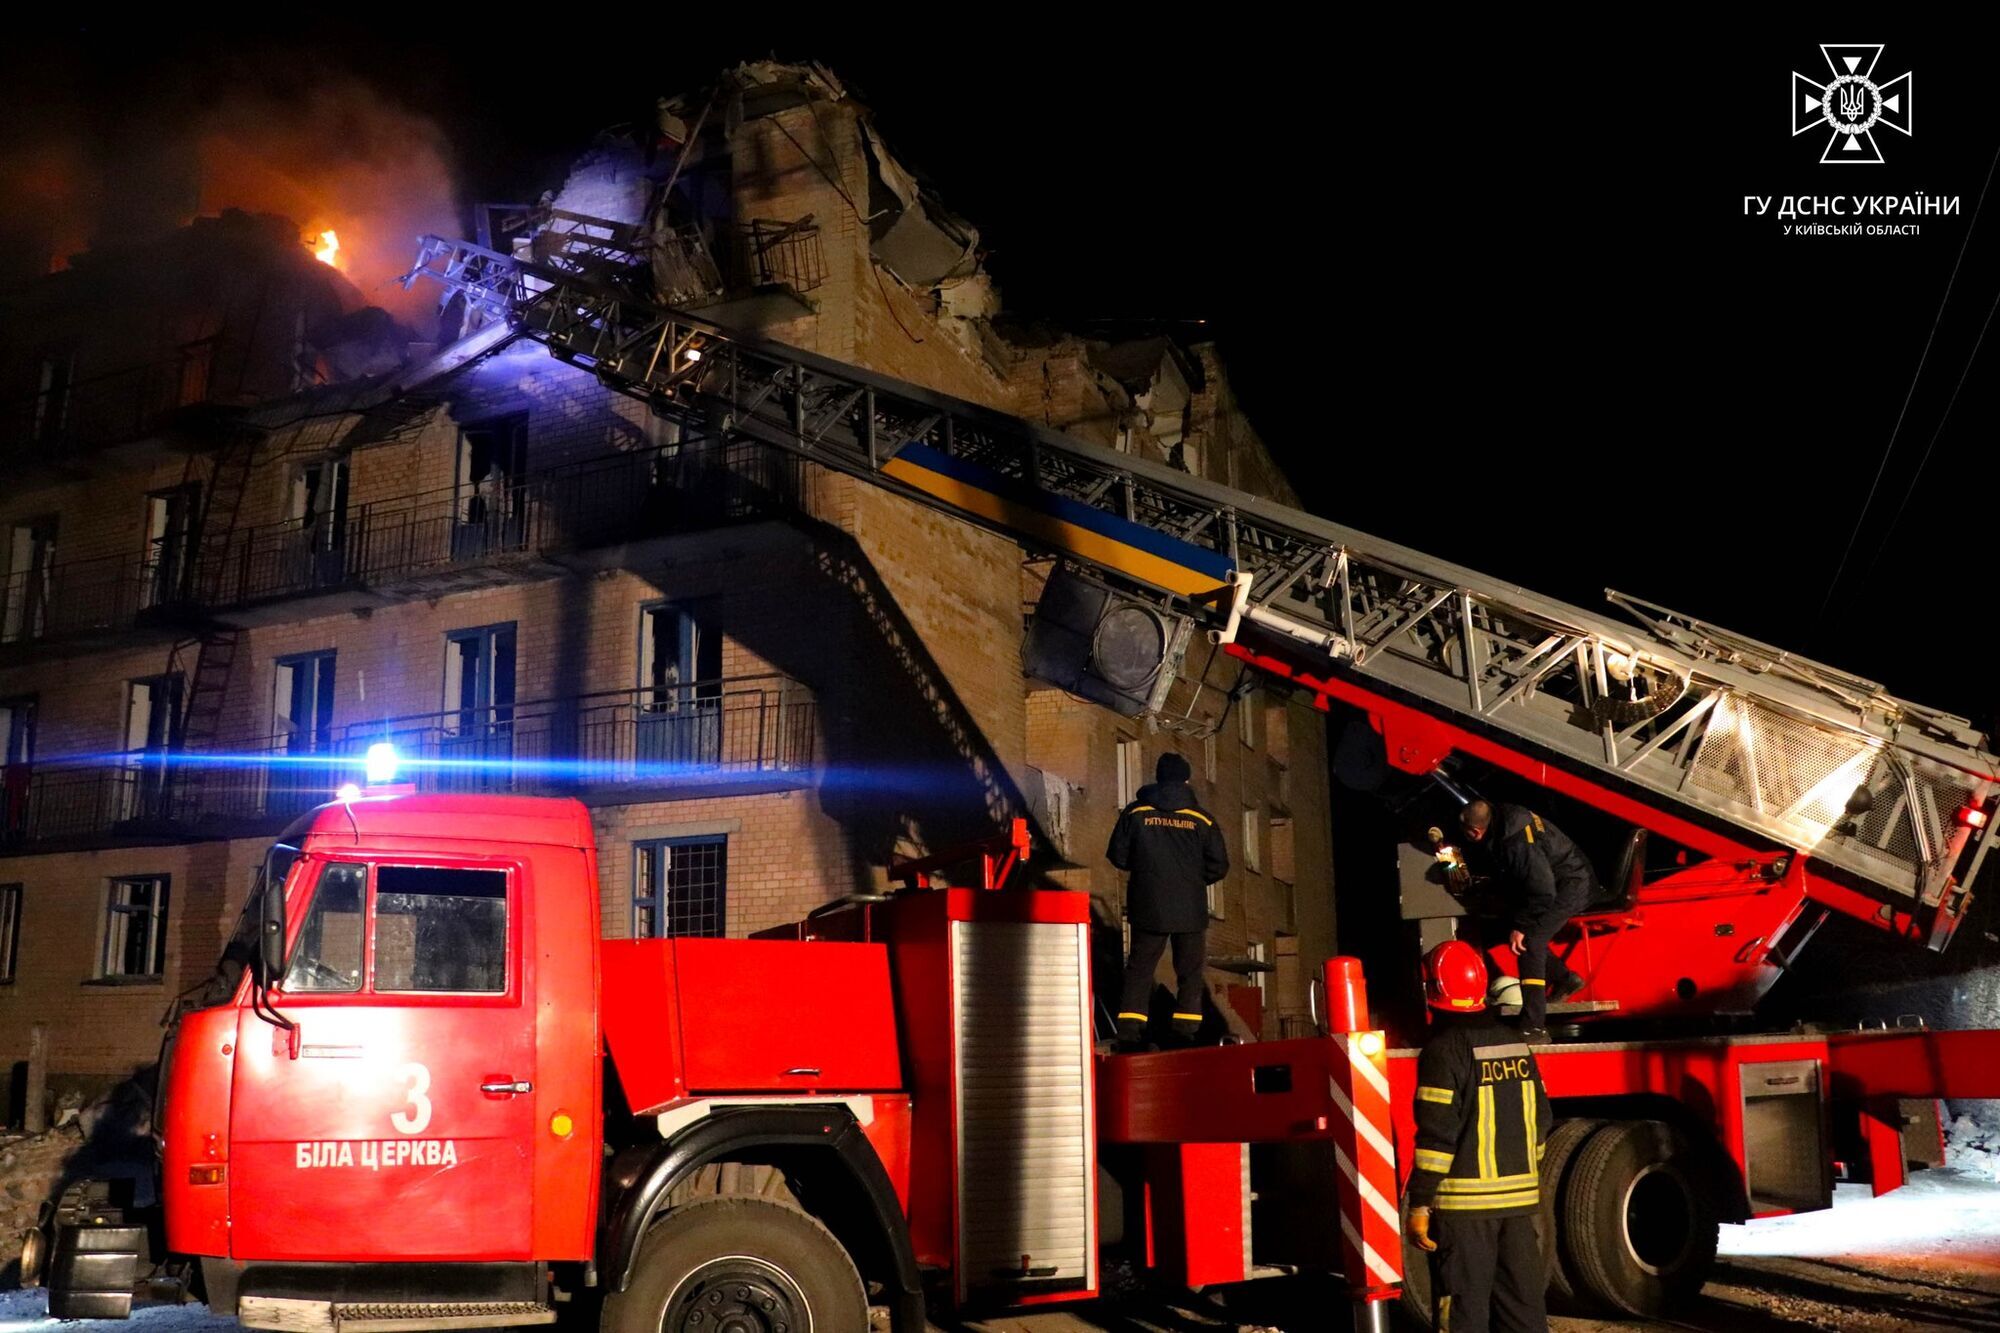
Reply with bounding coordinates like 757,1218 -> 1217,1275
1405,940 -> 1552,1333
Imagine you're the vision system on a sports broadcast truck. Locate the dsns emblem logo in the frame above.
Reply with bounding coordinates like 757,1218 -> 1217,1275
1792,44 -> 1912,164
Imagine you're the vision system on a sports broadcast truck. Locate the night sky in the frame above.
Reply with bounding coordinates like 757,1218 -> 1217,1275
5,21 -> 1996,726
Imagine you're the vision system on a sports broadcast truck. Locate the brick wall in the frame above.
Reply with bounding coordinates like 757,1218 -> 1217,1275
0,835 -> 264,1080
591,791 -> 849,941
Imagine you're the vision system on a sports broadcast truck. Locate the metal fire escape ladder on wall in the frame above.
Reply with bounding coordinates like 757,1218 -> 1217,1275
402,234 -> 2000,945
170,432 -> 260,808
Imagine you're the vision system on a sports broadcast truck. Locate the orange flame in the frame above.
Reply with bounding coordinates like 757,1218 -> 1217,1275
313,229 -> 341,267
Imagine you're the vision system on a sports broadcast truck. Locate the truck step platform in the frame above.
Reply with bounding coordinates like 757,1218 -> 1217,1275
1549,1000 -> 1621,1015
239,1297 -> 557,1333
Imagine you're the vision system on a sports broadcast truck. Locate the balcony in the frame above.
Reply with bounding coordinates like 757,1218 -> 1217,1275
0,438 -> 803,651
207,438 -> 800,613
1,340 -> 222,467
723,218 -> 827,295
0,676 -> 816,850
652,216 -> 826,325
0,552 -> 154,647
347,676 -> 816,799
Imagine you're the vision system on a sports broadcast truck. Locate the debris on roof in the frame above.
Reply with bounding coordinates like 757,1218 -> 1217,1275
859,118 -> 980,289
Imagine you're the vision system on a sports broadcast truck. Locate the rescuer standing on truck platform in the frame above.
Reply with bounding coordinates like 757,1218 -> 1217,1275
1406,939 -> 1552,1333
1456,799 -> 1591,1043
1109,751 -> 1229,1047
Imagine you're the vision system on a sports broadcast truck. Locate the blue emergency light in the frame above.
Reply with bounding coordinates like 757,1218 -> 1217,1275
364,743 -> 399,785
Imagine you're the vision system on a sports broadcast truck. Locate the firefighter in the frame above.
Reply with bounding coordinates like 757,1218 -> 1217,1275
1406,939 -> 1551,1333
1108,751 -> 1229,1046
1457,799 -> 1590,1042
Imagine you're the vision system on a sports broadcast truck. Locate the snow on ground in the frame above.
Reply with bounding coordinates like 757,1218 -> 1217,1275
1651,1169 -> 2000,1332
1721,1169 -> 2000,1278
0,1289 -> 235,1333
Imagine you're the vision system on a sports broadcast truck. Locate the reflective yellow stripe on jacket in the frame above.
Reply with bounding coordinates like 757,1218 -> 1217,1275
1413,1148 -> 1454,1174
1434,1187 -> 1541,1211
1437,1171 -> 1537,1194
1476,1085 -> 1497,1178
1435,1170 -> 1540,1212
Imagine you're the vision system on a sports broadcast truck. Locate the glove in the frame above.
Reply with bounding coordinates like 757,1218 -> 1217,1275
1408,1205 -> 1437,1253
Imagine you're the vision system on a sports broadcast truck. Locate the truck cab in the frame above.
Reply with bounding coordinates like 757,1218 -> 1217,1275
43,794 -> 604,1327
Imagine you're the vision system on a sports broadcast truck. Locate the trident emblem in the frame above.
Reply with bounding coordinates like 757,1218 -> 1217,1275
1838,82 -> 1868,123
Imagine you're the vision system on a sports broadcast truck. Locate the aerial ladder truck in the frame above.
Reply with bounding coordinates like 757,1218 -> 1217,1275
28,216 -> 2000,1332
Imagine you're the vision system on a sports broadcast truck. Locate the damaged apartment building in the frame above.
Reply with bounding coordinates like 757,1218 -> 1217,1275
0,61 -> 1332,1102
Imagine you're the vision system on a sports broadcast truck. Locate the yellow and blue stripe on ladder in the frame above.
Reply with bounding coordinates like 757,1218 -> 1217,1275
880,442 -> 1238,599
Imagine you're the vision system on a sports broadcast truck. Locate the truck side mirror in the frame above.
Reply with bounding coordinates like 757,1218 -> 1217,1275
258,881 -> 288,987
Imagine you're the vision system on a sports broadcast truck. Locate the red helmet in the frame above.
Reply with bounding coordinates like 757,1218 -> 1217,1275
1423,940 -> 1488,1012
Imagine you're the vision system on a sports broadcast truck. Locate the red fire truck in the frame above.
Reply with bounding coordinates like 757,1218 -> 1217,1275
26,220 -> 2000,1331
30,787 -> 2000,1332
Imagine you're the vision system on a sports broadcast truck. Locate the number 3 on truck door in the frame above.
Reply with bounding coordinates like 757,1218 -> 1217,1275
392,1062 -> 432,1135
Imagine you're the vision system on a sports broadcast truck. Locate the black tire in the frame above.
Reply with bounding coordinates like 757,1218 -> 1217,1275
1562,1119 -> 1719,1317
603,1195 -> 867,1333
1539,1117 -> 1605,1309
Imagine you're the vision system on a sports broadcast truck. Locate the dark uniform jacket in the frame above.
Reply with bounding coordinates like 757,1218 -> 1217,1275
1407,1012 -> 1552,1216
1107,780 -> 1229,934
1473,803 -> 1597,931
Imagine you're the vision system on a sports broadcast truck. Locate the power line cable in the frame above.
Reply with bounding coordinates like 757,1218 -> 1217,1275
1859,269 -> 2000,584
1815,137 -> 2000,622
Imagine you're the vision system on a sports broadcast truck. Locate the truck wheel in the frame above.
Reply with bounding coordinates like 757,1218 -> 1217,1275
1561,1119 -> 1718,1316
604,1196 -> 867,1333
1539,1117 -> 1604,1309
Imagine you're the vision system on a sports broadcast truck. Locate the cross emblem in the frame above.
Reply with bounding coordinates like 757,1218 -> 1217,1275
1792,44 -> 1913,164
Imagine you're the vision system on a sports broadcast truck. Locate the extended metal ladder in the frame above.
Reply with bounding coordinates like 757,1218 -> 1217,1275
403,232 -> 2000,942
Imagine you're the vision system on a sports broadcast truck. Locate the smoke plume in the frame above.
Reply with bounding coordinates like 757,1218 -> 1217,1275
190,81 -> 463,321
1,60 -> 463,326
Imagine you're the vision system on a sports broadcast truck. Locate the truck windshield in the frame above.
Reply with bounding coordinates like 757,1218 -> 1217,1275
176,841 -> 301,1015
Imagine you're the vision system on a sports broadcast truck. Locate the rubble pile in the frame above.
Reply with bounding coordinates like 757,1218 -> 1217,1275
0,1077 -> 155,1279
1948,1113 -> 2000,1182
0,1121 -> 83,1277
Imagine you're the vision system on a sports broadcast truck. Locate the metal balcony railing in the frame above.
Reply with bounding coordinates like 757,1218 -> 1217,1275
0,552 -> 153,646
647,215 -> 825,306
0,735 -> 349,846
725,218 -> 826,294
0,439 -> 801,648
196,438 -> 801,609
0,762 -> 143,844
344,677 -> 816,797
0,339 -> 220,456
0,676 -> 815,848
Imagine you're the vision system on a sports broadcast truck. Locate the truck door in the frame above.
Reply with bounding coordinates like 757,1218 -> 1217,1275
229,856 -> 537,1260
